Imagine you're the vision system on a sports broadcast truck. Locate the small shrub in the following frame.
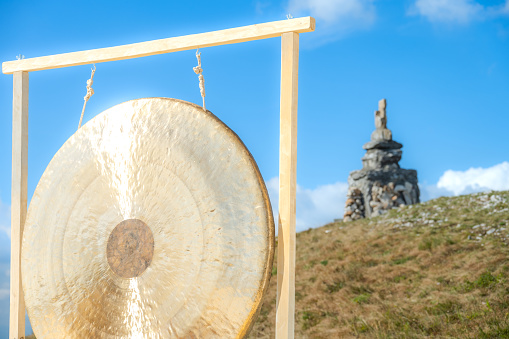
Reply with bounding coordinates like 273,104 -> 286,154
455,280 -> 475,293
437,276 -> 452,286
455,271 -> 502,293
301,310 -> 321,330
475,271 -> 500,289
446,237 -> 456,245
353,293 -> 371,304
427,300 -> 461,315
351,285 -> 373,294
304,260 -> 317,270
365,260 -> 378,267
418,290 -> 430,298
478,321 -> 509,338
394,275 -> 406,283
325,280 -> 344,293
419,238 -> 433,251
345,264 -> 364,281
295,290 -> 304,301
354,321 -> 370,333
418,237 -> 443,251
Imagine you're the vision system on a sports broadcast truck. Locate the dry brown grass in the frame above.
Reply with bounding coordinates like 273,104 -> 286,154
24,191 -> 509,339
248,190 -> 509,338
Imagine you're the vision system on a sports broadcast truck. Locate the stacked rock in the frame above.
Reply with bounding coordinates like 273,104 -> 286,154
343,187 -> 365,222
343,99 -> 419,220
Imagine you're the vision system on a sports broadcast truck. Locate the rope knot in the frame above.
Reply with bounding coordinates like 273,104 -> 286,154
193,65 -> 203,75
194,50 -> 206,111
78,65 -> 96,129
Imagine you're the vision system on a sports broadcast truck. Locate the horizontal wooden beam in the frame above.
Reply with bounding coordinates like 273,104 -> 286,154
2,17 -> 315,74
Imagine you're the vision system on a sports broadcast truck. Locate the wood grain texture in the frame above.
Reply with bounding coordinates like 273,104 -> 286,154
11,71 -> 28,339
2,17 -> 315,74
276,32 -> 299,339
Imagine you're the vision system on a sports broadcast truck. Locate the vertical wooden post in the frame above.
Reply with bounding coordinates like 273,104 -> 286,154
10,71 -> 28,339
276,32 -> 299,339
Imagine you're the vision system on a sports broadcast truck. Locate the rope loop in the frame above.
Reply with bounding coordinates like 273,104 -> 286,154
78,65 -> 96,129
193,49 -> 206,111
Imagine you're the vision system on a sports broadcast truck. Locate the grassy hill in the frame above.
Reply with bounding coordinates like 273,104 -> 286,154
248,190 -> 509,338
27,190 -> 509,338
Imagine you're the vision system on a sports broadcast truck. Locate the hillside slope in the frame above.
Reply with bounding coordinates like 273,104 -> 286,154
26,191 -> 509,339
249,190 -> 509,338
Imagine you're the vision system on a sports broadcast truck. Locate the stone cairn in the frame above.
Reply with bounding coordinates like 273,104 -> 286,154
343,99 -> 419,222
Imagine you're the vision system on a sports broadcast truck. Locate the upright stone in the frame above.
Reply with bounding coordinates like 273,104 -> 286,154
343,99 -> 419,221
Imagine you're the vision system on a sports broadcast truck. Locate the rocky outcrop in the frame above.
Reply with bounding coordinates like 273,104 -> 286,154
343,99 -> 419,221
343,188 -> 365,222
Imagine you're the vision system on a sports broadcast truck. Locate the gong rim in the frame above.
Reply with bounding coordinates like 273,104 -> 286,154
22,98 -> 275,338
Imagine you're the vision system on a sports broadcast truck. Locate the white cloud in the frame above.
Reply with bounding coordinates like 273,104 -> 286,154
0,289 -> 8,300
436,161 -> 509,196
265,161 -> 509,233
486,0 -> 509,17
418,182 -> 454,201
266,177 -> 348,232
289,0 -> 375,25
287,0 -> 376,45
419,161 -> 509,200
410,0 -> 509,24
412,0 -> 482,23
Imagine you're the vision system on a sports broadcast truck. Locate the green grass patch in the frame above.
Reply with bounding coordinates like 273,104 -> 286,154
475,271 -> 501,289
301,310 -> 321,330
325,280 -> 344,293
352,293 -> 371,304
392,256 -> 416,265
393,275 -> 406,283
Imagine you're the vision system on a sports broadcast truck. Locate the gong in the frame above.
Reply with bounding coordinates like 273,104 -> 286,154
21,98 -> 275,338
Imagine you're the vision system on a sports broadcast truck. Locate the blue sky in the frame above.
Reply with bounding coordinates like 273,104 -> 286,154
1,0 -> 508,336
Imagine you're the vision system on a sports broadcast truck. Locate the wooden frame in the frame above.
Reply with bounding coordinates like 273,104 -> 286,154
2,17 -> 315,339
10,71 -> 28,339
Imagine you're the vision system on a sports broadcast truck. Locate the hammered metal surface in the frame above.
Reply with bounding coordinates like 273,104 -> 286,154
22,98 -> 275,338
107,219 -> 154,279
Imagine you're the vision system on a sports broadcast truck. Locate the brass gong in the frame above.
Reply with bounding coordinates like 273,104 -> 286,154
22,98 -> 275,338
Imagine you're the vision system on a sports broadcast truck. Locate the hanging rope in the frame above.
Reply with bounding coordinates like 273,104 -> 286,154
78,65 -> 96,129
193,49 -> 206,111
